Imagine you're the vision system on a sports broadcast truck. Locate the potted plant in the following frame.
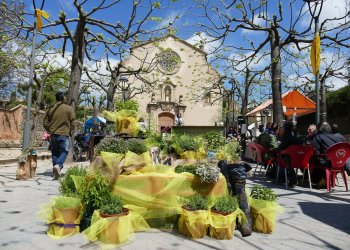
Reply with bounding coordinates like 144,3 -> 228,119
173,134 -> 204,160
123,138 -> 151,173
179,194 -> 209,238
95,195 -> 130,244
59,165 -> 87,197
49,196 -> 82,238
209,195 -> 239,240
249,184 -> 282,234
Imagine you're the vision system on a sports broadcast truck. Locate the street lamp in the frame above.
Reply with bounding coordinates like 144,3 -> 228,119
119,76 -> 129,101
304,0 -> 324,125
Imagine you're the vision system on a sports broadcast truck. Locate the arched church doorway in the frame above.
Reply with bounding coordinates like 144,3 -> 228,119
158,112 -> 175,132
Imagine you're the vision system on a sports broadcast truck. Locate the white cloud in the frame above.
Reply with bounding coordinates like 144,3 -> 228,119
242,14 -> 267,34
301,0 -> 349,29
186,32 -> 222,55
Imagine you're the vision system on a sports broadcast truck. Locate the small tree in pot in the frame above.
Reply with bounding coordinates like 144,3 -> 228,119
179,194 -> 209,238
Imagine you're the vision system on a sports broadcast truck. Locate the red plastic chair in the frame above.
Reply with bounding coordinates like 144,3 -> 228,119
276,145 -> 315,190
316,142 -> 350,192
249,143 -> 275,179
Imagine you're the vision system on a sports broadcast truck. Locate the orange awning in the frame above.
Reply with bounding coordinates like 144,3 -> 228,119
246,89 -> 316,117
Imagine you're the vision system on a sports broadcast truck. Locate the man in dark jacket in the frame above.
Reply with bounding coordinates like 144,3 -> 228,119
44,91 -> 75,179
311,122 -> 344,154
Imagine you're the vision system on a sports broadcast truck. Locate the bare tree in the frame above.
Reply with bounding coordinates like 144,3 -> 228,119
196,0 -> 350,126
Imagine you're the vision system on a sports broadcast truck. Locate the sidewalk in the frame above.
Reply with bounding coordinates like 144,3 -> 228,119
0,160 -> 349,250
0,148 -> 51,165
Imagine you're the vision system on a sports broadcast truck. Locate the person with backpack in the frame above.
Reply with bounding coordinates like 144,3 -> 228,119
43,91 -> 75,179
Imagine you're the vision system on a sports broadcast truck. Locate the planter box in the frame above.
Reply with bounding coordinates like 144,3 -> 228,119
178,208 -> 208,238
250,207 -> 275,234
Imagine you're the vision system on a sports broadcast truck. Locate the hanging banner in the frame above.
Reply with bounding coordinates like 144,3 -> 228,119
310,34 -> 320,76
35,9 -> 49,31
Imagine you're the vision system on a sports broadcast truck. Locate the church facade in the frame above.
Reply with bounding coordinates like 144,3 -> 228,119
121,35 -> 223,132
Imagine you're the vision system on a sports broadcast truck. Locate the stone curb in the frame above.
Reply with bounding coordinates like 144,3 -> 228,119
0,153 -> 51,166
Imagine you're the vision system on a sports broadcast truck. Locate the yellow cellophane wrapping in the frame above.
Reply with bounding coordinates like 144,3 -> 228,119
83,209 -> 149,247
37,196 -> 82,239
208,208 -> 244,240
123,151 -> 152,173
180,147 -> 206,160
112,170 -> 227,228
103,109 -> 140,136
249,197 -> 283,234
178,208 -> 209,238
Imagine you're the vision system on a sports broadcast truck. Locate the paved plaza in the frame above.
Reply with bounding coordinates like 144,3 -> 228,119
0,160 -> 349,250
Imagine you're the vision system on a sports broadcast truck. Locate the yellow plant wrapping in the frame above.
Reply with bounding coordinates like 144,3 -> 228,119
178,209 -> 209,238
124,151 -> 152,173
100,151 -> 125,176
83,209 -> 149,246
36,196 -> 82,239
103,109 -> 140,136
180,148 -> 206,160
249,197 -> 284,234
111,171 -> 228,224
208,208 -> 244,240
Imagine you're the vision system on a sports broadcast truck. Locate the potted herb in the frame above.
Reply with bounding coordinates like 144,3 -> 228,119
249,184 -> 282,234
195,164 -> 221,184
49,196 -> 82,238
59,165 -> 87,197
94,137 -> 128,156
173,134 -> 204,160
123,138 -> 151,173
179,194 -> 209,238
209,196 -> 239,240
91,195 -> 130,245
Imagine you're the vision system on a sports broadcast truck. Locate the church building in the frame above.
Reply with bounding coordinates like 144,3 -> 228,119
120,34 -> 223,132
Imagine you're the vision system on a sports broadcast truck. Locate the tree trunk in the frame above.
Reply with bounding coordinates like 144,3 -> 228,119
106,82 -> 115,111
67,18 -> 86,111
270,30 -> 284,127
320,79 -> 327,122
241,69 -> 250,115
31,80 -> 45,146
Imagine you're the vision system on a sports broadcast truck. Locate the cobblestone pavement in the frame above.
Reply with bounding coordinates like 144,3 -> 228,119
0,160 -> 349,250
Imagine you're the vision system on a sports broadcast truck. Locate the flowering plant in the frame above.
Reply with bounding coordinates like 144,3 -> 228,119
195,163 -> 220,183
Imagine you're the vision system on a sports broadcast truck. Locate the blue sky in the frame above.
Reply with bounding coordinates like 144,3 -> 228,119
25,0 -> 349,103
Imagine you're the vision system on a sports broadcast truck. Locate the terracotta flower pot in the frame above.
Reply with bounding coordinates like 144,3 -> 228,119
99,208 -> 130,244
52,207 -> 80,237
178,207 -> 208,238
250,207 -> 274,234
209,209 -> 235,240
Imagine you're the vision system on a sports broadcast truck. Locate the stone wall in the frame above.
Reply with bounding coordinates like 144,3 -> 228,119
0,105 -> 46,148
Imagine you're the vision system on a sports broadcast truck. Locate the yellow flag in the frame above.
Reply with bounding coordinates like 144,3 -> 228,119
35,9 -> 49,31
310,34 -> 320,76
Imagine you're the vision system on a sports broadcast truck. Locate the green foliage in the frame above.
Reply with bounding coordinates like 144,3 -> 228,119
80,173 -> 112,211
94,137 -> 128,155
174,134 -> 201,152
183,194 -> 209,211
327,85 -> 350,114
220,139 -> 241,163
174,164 -> 198,175
115,99 -> 139,112
59,165 -> 87,196
212,196 -> 238,213
54,197 -> 82,209
250,184 -> 277,202
100,195 -> 123,215
203,131 -> 226,151
126,138 -> 148,154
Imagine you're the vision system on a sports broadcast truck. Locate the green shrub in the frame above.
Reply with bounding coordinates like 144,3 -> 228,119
220,139 -> 241,163
59,165 -> 87,196
94,137 -> 128,155
126,138 -> 148,154
182,194 -> 209,211
250,184 -> 277,202
54,197 -> 82,209
203,131 -> 226,151
174,134 -> 200,153
174,164 -> 198,175
80,173 -> 112,211
212,196 -> 238,213
115,99 -> 139,112
100,195 -> 123,215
